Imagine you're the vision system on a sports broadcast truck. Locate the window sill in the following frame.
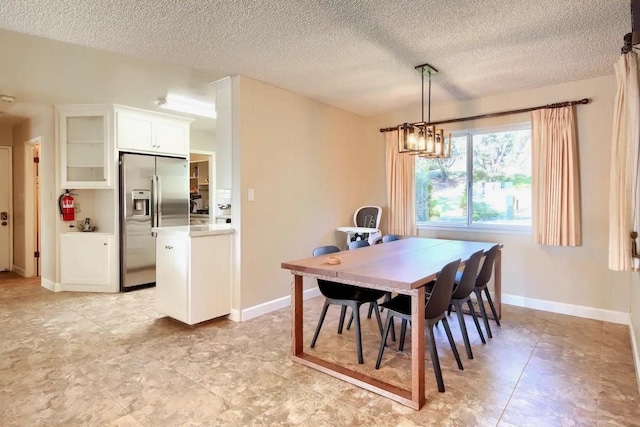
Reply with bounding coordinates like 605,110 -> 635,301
417,224 -> 532,236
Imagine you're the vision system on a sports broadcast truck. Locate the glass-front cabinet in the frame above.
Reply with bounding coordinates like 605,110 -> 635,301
58,105 -> 113,189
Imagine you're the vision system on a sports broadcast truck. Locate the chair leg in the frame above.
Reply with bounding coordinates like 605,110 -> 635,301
453,301 -> 473,360
367,302 -> 374,319
425,325 -> 445,393
352,303 -> 364,364
442,317 -> 464,371
447,303 -> 452,316
372,302 -> 383,335
475,288 -> 493,338
375,313 -> 394,369
484,287 -> 501,326
467,299 -> 486,344
346,312 -> 354,330
311,300 -> 330,348
384,292 -> 396,342
399,318 -> 408,352
338,306 -> 347,334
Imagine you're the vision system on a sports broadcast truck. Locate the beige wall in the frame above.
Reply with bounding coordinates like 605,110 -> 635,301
365,75 -> 631,314
11,107 -> 55,283
190,128 -> 215,152
0,125 -> 13,147
237,76 -> 385,309
12,122 -> 25,272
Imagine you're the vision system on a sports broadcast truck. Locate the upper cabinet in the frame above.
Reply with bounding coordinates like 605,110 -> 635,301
116,107 -> 191,156
58,105 -> 113,189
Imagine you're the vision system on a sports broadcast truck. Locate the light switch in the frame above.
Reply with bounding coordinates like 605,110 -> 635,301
248,189 -> 255,202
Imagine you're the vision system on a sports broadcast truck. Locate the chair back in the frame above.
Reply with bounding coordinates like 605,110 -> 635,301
353,206 -> 381,229
425,259 -> 461,319
382,234 -> 400,243
313,245 -> 340,257
348,240 -> 370,250
476,245 -> 500,288
313,246 -> 342,296
452,250 -> 484,299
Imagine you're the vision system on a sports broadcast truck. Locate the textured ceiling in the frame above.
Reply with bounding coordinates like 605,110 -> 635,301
0,0 -> 631,117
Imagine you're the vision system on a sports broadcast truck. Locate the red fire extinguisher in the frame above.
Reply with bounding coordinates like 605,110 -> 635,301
59,191 -> 75,222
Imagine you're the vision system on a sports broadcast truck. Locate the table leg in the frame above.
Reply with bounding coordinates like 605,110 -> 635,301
292,275 -> 303,356
495,248 -> 502,320
411,287 -> 425,409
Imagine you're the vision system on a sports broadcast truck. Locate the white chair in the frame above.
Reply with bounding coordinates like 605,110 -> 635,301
337,206 -> 382,247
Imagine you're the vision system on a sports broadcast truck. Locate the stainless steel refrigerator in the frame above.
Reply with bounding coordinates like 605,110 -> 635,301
119,152 -> 189,291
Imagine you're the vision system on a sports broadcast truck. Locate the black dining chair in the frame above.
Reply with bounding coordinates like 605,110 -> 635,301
382,234 -> 400,243
472,245 -> 501,338
449,250 -> 485,359
348,240 -> 370,250
310,245 -> 384,364
344,240 -> 395,341
375,259 -> 464,393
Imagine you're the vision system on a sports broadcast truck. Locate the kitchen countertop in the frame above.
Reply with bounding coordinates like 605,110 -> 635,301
152,224 -> 234,237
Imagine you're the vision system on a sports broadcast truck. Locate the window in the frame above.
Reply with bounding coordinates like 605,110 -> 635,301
416,124 -> 532,229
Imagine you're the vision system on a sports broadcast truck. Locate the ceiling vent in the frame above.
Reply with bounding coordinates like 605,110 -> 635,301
0,95 -> 15,103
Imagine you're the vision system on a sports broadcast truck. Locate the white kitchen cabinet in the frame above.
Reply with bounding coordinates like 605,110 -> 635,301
116,108 -> 190,156
60,233 -> 113,288
58,105 -> 113,189
156,229 -> 231,325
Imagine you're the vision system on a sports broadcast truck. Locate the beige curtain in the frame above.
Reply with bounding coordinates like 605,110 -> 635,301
609,52 -> 640,271
385,130 -> 416,235
531,106 -> 582,246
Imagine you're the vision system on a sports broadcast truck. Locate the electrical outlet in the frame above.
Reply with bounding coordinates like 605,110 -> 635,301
74,203 -> 81,213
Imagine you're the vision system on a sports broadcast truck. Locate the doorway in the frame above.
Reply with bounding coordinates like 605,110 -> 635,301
24,137 -> 41,277
0,147 -> 12,271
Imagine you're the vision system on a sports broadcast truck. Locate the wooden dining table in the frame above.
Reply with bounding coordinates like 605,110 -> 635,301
281,237 -> 502,410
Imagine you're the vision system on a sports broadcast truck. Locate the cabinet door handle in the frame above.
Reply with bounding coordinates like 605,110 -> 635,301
103,242 -> 108,245
165,245 -> 173,250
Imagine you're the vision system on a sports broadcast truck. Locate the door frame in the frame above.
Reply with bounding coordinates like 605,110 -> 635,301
189,149 -> 216,223
0,146 -> 13,273
24,137 -> 40,277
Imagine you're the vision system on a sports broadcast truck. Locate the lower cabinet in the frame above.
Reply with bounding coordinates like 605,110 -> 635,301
60,233 -> 113,289
156,233 -> 231,325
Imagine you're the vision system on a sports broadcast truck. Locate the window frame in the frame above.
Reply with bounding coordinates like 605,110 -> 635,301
416,122 -> 532,234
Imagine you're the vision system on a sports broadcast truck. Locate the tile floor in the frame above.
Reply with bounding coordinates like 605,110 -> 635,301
1,272 -> 639,426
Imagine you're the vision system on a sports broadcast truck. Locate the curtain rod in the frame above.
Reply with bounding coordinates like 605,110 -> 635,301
379,98 -> 590,133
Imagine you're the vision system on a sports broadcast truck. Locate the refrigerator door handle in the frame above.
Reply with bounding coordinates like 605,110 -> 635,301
156,175 -> 162,228
151,176 -> 158,236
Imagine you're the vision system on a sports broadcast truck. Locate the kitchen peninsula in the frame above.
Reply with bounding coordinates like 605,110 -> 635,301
153,224 -> 234,325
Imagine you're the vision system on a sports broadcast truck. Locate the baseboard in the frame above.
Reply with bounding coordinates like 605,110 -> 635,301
631,321 -> 640,394
41,278 -> 61,292
239,287 -> 322,322
58,283 -> 118,293
227,309 -> 241,323
11,265 -> 26,277
502,293 -> 630,325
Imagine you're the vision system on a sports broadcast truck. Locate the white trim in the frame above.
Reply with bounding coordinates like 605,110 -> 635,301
24,137 -> 41,278
226,309 -> 241,323
630,321 -> 640,395
502,293 -> 630,325
239,287 -> 322,322
11,265 -> 26,277
41,278 -> 60,292
59,283 -> 118,293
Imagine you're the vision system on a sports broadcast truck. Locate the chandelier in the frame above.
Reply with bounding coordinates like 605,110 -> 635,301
398,63 -> 451,158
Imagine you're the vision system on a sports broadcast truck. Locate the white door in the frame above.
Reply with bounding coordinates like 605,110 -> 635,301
0,147 -> 11,271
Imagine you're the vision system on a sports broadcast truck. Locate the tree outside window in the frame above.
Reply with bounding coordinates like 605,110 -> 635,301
416,126 -> 532,228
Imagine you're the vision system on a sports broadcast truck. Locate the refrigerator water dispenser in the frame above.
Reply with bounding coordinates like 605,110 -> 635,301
132,190 -> 150,217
